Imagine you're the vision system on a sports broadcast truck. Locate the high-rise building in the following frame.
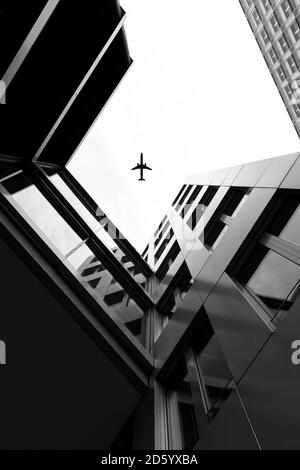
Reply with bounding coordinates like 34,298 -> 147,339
1,0 -> 300,451
240,0 -> 300,136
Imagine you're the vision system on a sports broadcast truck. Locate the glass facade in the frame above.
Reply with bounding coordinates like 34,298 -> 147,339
0,147 -> 299,450
247,250 -> 300,319
1,172 -> 83,256
0,168 -> 149,346
166,311 -> 233,450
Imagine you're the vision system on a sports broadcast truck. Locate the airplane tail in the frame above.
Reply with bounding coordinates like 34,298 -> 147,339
139,178 -> 145,181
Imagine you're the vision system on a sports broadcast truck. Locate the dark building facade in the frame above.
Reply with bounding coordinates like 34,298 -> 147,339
1,0 -> 300,451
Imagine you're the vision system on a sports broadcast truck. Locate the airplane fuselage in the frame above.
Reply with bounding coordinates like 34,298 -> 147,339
132,153 -> 152,181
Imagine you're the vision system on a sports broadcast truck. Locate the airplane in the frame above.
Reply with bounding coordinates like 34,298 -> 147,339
131,153 -> 152,181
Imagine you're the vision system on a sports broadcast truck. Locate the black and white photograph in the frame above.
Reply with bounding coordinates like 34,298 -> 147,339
1,0 -> 300,457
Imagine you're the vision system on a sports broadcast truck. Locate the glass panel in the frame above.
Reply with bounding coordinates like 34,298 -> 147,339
155,229 -> 174,263
247,250 -> 300,314
187,185 -> 202,205
67,243 -> 145,344
178,402 -> 199,450
176,185 -> 193,211
224,188 -> 248,217
168,360 -> 202,450
205,220 -> 226,249
280,204 -> 300,245
167,332 -> 233,448
1,172 -> 82,256
47,174 -> 148,290
95,228 -> 148,290
161,263 -> 194,331
272,278 -> 300,323
156,241 -> 181,281
199,186 -> 218,207
197,334 -> 233,415
48,174 -> 100,231
95,225 -> 120,250
187,204 -> 205,231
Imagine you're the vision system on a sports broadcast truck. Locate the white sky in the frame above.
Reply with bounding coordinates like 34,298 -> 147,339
68,0 -> 300,254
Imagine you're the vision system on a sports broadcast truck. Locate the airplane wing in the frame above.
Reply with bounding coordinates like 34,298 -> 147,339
144,165 -> 152,170
131,165 -> 140,170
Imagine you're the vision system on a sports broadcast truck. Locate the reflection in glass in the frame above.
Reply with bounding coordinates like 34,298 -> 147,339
272,279 -> 300,323
49,174 -> 100,232
47,174 -> 148,291
196,334 -> 233,415
161,263 -> 194,332
247,250 -> 300,317
1,172 -> 82,255
167,341 -> 233,450
67,243 -> 145,344
167,361 -> 201,450
280,204 -> 300,246
95,225 -> 119,250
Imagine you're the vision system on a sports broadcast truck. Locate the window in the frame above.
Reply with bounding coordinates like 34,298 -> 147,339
285,84 -> 294,101
277,66 -> 287,82
47,173 -> 101,232
166,308 -> 233,450
142,245 -> 149,259
203,188 -> 249,250
187,186 -> 218,231
247,250 -> 300,316
279,34 -> 289,54
68,242 -> 146,344
186,185 -> 203,206
158,262 -> 193,330
172,185 -> 186,207
260,28 -> 270,45
230,190 -> 300,323
287,55 -> 298,73
155,229 -> 174,263
156,241 -> 181,281
195,332 -> 233,418
155,220 -> 170,247
187,204 -> 205,231
180,185 -> 203,220
176,185 -> 193,212
154,216 -> 168,238
199,186 -> 218,207
44,169 -> 150,290
252,8 -> 261,26
280,204 -> 300,244
1,172 -> 83,256
281,0 -> 293,19
290,20 -> 300,42
261,0 -> 271,13
290,0 -> 300,11
293,103 -> 300,117
167,360 -> 200,450
268,47 -> 278,64
270,14 -> 280,34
